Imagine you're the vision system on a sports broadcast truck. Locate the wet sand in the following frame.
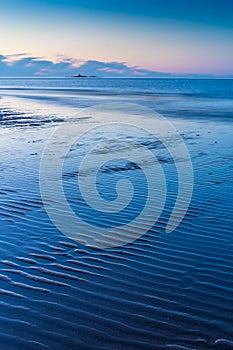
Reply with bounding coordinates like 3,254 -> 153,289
0,90 -> 233,349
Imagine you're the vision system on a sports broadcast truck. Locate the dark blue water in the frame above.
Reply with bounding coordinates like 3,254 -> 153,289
0,77 -> 233,98
1,78 -> 233,122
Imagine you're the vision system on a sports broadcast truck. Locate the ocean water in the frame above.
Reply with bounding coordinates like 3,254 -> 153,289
0,77 -> 233,108
0,77 -> 233,97
0,78 -> 233,349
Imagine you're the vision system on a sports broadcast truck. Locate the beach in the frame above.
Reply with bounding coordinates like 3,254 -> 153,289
0,78 -> 233,349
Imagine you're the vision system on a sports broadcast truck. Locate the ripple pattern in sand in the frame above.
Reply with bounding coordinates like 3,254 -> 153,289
0,97 -> 233,349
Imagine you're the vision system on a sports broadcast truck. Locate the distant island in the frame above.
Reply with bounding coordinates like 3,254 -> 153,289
69,73 -> 98,78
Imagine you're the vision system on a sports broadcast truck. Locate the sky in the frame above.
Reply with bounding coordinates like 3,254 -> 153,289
0,0 -> 233,76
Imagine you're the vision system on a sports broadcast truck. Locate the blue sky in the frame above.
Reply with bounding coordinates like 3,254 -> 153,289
0,0 -> 233,76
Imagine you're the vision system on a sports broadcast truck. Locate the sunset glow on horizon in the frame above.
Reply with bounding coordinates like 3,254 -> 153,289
0,0 -> 233,76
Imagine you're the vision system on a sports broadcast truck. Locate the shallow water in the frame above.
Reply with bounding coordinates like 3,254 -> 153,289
0,79 -> 233,349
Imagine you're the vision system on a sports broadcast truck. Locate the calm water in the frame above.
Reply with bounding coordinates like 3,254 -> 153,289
1,78 -> 233,120
0,78 -> 233,349
0,77 -> 232,98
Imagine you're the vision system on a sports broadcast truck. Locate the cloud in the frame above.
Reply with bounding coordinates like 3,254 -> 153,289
0,55 -> 170,77
0,54 -> 231,78
74,60 -> 174,77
